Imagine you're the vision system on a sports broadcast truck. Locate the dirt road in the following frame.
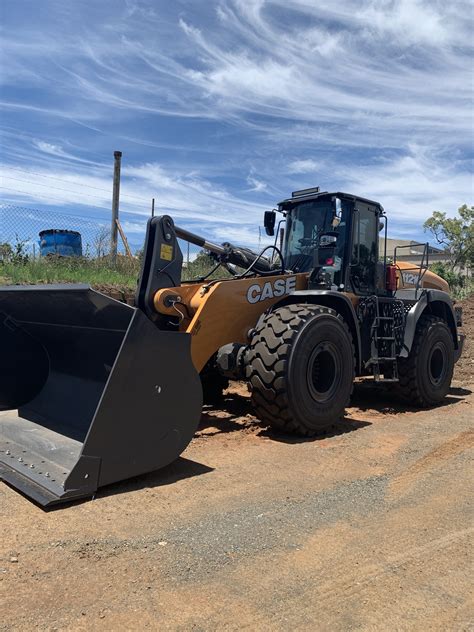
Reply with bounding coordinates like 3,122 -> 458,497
2,296 -> 473,630
2,375 -> 473,631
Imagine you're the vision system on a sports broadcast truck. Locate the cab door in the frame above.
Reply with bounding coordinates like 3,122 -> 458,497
350,204 -> 378,295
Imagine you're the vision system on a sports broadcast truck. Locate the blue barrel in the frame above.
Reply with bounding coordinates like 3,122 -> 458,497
39,229 -> 83,257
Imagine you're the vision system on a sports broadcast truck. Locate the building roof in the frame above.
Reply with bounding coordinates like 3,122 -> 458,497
380,238 -> 444,257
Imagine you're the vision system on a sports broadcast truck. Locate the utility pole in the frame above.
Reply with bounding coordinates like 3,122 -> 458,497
111,150 -> 122,263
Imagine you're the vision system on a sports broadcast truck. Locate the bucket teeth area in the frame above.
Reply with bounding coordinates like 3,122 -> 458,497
1,413 -> 74,492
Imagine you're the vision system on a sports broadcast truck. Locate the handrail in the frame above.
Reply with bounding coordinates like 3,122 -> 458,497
393,242 -> 429,298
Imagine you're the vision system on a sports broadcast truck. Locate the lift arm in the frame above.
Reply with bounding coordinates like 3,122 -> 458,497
136,216 -> 275,317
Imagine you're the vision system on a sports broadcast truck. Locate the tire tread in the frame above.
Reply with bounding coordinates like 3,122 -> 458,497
397,314 -> 453,407
246,304 -> 354,435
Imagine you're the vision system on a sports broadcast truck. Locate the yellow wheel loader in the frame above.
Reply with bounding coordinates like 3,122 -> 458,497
0,188 -> 464,506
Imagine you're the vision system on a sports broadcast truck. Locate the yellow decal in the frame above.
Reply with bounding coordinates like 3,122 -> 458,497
160,243 -> 173,261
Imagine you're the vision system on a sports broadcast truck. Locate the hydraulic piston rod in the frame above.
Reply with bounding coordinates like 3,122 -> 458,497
175,225 -> 274,273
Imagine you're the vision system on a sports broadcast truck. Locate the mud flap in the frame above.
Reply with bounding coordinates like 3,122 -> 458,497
0,285 -> 202,506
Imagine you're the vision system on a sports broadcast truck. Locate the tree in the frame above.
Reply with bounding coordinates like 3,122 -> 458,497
93,226 -> 110,258
429,261 -> 462,289
424,204 -> 473,271
0,242 -> 13,262
184,250 -> 215,279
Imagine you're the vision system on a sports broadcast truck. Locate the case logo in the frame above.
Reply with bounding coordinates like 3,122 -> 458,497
246,276 -> 297,304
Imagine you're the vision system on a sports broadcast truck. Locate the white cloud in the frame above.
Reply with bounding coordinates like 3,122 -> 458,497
357,0 -> 449,45
2,1 -> 471,148
213,224 -> 272,248
0,155 -> 272,249
339,146 -> 473,225
246,175 -> 268,192
34,141 -> 68,157
0,0 -> 472,246
288,159 -> 320,174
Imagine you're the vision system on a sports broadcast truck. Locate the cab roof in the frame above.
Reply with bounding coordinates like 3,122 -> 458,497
278,190 -> 384,212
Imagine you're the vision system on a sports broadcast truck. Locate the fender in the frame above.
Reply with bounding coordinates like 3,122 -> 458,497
400,289 -> 459,358
275,290 -> 362,372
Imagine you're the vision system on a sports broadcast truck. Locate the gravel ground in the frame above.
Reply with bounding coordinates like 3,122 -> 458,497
1,298 -> 473,631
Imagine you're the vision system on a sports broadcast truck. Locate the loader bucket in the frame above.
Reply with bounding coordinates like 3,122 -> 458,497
0,285 -> 202,506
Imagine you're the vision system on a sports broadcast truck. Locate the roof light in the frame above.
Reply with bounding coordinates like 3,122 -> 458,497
291,186 -> 320,198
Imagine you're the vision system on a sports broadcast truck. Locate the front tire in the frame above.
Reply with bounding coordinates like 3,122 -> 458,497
397,315 -> 454,407
246,304 -> 355,435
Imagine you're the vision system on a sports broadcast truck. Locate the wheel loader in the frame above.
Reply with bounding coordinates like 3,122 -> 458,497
0,187 -> 464,506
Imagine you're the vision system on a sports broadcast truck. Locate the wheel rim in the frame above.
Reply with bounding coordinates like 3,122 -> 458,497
428,342 -> 447,386
306,342 -> 340,403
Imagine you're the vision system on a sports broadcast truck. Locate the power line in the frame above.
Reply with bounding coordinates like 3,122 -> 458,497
2,166 -> 113,193
0,188 -> 152,225
0,185 -> 113,213
0,175 -> 151,210
0,166 -> 155,205
1,176 -> 113,201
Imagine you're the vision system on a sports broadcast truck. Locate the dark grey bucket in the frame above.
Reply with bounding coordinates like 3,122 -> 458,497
0,285 -> 202,506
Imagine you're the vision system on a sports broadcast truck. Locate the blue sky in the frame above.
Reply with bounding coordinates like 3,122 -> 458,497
0,0 -> 472,253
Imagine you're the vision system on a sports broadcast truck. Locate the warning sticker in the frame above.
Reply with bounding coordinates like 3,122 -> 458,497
160,243 -> 173,261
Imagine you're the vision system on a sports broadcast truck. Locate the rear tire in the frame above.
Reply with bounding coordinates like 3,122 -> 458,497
397,315 -> 454,407
246,304 -> 355,435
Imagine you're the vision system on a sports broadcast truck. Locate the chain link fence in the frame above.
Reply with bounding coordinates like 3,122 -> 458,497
0,203 -> 149,259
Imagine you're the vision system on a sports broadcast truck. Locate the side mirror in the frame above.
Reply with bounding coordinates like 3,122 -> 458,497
264,210 -> 276,236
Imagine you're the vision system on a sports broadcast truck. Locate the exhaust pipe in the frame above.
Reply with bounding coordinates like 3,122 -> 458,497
0,284 -> 202,506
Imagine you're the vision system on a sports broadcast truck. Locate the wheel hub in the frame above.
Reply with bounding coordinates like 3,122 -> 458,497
307,342 -> 340,403
428,342 -> 447,386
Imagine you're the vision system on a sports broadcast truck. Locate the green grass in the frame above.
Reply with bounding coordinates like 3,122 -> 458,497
0,257 -> 141,289
0,252 -> 223,289
3,256 -> 472,298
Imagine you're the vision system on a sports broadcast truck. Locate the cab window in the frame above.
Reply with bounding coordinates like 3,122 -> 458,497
351,207 -> 377,293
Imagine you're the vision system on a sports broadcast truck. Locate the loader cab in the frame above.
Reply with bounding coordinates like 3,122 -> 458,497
277,189 -> 384,296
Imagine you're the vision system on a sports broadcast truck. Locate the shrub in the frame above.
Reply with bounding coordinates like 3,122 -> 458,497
429,262 -> 473,300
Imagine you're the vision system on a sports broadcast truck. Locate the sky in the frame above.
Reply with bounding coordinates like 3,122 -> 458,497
0,0 -> 473,253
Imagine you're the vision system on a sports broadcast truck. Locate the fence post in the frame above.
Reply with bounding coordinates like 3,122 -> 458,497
111,150 -> 122,263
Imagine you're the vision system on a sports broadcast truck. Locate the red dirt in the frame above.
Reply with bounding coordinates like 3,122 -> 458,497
454,295 -> 473,384
1,291 -> 471,630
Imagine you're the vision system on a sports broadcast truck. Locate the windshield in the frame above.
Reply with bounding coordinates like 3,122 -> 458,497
285,198 -> 349,275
